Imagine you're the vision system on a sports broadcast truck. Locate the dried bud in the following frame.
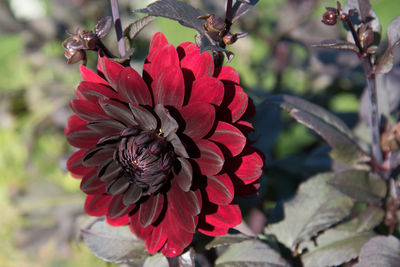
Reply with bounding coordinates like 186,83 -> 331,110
222,32 -> 247,45
80,29 -> 98,50
381,123 -> 400,153
198,14 -> 226,35
322,8 -> 337,25
359,24 -> 374,49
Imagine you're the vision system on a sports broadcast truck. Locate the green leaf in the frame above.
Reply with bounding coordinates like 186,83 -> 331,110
355,236 -> 400,267
81,218 -> 148,263
215,240 -> 290,267
265,95 -> 370,166
301,206 -> 383,267
205,233 -> 252,250
143,253 -> 169,267
124,15 -> 156,40
328,170 -> 386,203
265,173 -> 354,249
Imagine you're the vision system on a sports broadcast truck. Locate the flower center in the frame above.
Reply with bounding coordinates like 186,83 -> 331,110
115,127 -> 174,195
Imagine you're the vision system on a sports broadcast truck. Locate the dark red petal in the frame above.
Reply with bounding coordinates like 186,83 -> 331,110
98,160 -> 122,182
83,146 -> 115,167
194,139 -> 224,176
87,120 -> 126,135
153,66 -> 185,108
235,120 -> 254,136
107,176 -> 130,195
129,103 -> 157,130
129,212 -> 153,240
180,103 -> 215,140
106,214 -> 130,226
161,239 -> 185,258
65,114 -> 87,135
139,194 -> 164,228
154,104 -> 179,137
98,53 -> 124,89
147,32 -> 169,61
177,42 -> 198,58
107,194 -> 133,218
122,184 -> 142,205
84,194 -> 111,216
162,207 -> 194,251
66,124 -> 101,149
198,223 -> 229,237
233,179 -> 260,197
227,146 -> 263,184
80,65 -> 108,85
145,44 -> 180,79
226,84 -> 248,123
145,224 -> 167,254
180,49 -> 214,79
209,121 -> 246,157
81,168 -> 107,194
70,99 -> 108,122
77,81 -> 121,103
167,133 -> 189,158
188,77 -> 224,105
205,204 -> 242,228
99,98 -> 137,126
118,67 -> 153,106
215,66 -> 240,84
67,149 -> 90,178
174,157 -> 192,192
206,174 -> 234,205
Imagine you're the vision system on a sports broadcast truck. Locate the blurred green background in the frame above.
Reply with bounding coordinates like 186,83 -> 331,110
0,0 -> 398,266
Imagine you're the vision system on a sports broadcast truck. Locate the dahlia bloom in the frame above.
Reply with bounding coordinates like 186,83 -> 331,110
65,32 -> 263,257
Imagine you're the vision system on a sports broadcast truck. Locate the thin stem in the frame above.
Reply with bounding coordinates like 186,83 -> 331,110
110,0 -> 126,57
345,18 -> 363,55
225,0 -> 233,26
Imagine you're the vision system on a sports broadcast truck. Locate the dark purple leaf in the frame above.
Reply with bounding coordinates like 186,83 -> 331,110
81,218 -> 148,263
375,15 -> 400,74
355,236 -> 400,267
328,170 -> 386,203
266,95 -> 370,166
124,15 -> 155,41
232,0 -> 259,23
95,16 -> 112,39
312,39 -> 359,53
344,0 -> 382,37
135,0 -> 205,34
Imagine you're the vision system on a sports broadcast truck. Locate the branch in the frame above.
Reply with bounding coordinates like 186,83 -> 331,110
110,0 -> 126,57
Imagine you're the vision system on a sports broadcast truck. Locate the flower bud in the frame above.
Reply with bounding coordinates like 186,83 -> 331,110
322,8 -> 338,26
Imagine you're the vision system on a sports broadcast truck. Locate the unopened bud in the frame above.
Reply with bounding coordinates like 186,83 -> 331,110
359,25 -> 374,49
322,8 -> 338,25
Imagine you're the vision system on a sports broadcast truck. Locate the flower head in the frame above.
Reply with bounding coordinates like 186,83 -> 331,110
65,32 -> 263,257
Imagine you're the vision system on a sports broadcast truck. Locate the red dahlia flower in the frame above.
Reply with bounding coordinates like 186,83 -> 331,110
65,32 -> 263,257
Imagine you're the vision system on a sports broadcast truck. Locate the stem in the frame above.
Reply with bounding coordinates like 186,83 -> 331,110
225,0 -> 233,26
362,58 -> 383,165
345,18 -> 363,55
110,0 -> 126,57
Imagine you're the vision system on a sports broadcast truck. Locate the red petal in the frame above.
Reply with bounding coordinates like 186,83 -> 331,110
226,146 -> 263,184
66,129 -> 101,149
98,54 -> 124,89
80,64 -> 108,85
80,168 -> 107,194
235,120 -> 254,136
67,149 -> 90,178
209,121 -> 246,157
77,81 -> 121,103
174,157 -> 192,192
129,103 -> 157,130
232,178 -> 260,197
118,67 -> 153,106
194,140 -> 224,176
147,32 -> 169,61
177,43 -> 200,59
188,77 -> 224,105
99,98 -> 137,126
84,194 -> 111,216
139,194 -> 165,228
180,49 -> 214,79
145,224 -> 167,254
226,84 -> 248,123
215,66 -> 240,84
198,223 -> 228,237
70,99 -> 108,122
161,239 -> 185,258
129,211 -> 153,240
205,203 -> 242,228
206,174 -> 234,205
107,194 -> 134,218
153,66 -> 185,108
83,146 -> 115,167
145,44 -> 180,80
162,207 -> 194,253
87,120 -> 125,136
180,103 -> 215,140
65,114 -> 86,135
106,214 -> 130,226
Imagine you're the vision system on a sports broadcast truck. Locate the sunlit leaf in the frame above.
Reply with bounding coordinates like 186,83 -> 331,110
265,172 -> 354,249
124,15 -> 156,40
301,206 -> 383,266
81,218 -> 148,263
143,253 -> 168,267
329,170 -> 386,203
215,240 -> 290,267
205,233 -> 251,250
265,95 -> 370,166
355,236 -> 400,267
